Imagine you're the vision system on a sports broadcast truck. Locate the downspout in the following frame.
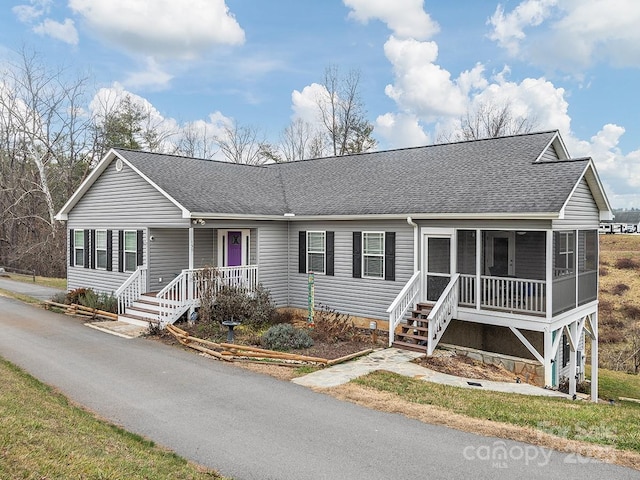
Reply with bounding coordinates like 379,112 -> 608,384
407,216 -> 418,273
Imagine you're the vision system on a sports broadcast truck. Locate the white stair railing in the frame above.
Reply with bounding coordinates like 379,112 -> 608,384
156,265 -> 259,326
115,266 -> 147,315
427,273 -> 459,355
386,271 -> 421,346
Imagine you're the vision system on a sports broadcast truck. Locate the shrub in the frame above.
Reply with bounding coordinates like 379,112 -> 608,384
50,291 -> 68,304
612,283 -> 630,296
615,257 -> 640,270
311,304 -> 367,343
65,287 -> 90,305
622,304 -> 640,321
599,266 -> 609,276
261,323 -> 313,351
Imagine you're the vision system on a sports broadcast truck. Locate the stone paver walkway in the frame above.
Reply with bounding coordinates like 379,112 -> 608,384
293,347 -> 571,398
85,320 -> 148,339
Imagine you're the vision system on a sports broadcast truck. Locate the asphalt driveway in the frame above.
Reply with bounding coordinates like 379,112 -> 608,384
0,293 -> 636,479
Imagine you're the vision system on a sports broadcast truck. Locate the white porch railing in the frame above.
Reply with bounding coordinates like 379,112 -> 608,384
479,276 -> 546,315
386,271 -> 421,346
427,273 -> 459,355
157,265 -> 259,326
115,266 -> 147,315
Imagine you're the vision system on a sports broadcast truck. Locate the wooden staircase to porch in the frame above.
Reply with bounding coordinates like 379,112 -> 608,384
118,293 -> 162,328
392,303 -> 433,353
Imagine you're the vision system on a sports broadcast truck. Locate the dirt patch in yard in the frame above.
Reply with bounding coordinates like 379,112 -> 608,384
414,350 -> 521,383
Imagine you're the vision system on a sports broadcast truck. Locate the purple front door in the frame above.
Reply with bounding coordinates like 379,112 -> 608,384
227,231 -> 242,266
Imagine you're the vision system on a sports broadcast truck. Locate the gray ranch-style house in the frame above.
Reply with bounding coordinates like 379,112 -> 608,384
56,130 -> 612,401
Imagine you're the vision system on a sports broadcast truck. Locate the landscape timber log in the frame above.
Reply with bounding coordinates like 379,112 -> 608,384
326,349 -> 374,366
219,343 -> 328,363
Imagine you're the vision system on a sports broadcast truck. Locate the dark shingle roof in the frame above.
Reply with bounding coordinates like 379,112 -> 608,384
116,131 -> 590,217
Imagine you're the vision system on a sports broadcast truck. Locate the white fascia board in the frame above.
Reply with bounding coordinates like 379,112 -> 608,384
189,212 -> 560,222
55,149 -> 118,220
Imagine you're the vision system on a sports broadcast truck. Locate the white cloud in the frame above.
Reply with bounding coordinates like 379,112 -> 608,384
12,0 -> 51,23
290,83 -> 329,129
487,0 -> 557,55
489,0 -> 640,70
382,36 -> 486,120
344,0 -> 439,40
69,0 -> 245,59
375,112 -> 430,148
33,18 -> 79,45
122,58 -> 174,90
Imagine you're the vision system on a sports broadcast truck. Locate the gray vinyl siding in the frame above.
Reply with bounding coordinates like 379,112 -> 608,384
148,229 -> 189,292
288,220 -> 414,320
539,144 -> 560,162
194,229 -> 214,267
557,332 -> 585,382
67,229 -> 146,294
553,178 -> 600,229
69,160 -> 186,227
254,222 -> 289,306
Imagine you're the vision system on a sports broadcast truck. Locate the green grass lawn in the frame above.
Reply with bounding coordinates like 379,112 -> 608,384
0,358 -> 226,479
6,273 -> 67,290
354,370 -> 640,453
589,366 -> 640,402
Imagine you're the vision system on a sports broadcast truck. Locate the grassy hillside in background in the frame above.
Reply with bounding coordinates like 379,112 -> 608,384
598,235 -> 640,373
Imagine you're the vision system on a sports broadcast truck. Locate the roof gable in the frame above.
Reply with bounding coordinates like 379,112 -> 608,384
56,131 -> 612,221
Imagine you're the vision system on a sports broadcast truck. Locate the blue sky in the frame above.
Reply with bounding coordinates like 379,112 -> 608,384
2,0 -> 640,208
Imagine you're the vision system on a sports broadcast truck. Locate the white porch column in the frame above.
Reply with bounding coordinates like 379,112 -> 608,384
569,321 -> 577,397
546,230 -> 553,319
475,228 -> 481,311
188,227 -> 195,316
188,227 -> 194,270
544,328 -> 553,387
591,311 -> 599,402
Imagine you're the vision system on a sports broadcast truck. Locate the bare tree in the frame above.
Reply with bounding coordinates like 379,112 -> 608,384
440,99 -> 538,142
0,49 -> 93,276
174,122 -> 219,159
279,118 -> 327,162
315,66 -> 376,156
215,122 -> 271,165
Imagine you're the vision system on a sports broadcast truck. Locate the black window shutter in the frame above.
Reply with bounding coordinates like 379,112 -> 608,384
352,232 -> 362,278
83,230 -> 89,269
385,232 -> 396,281
90,230 -> 96,269
69,229 -> 74,267
136,230 -> 144,266
106,230 -> 113,271
298,231 -> 306,273
326,231 -> 334,276
118,230 -> 124,272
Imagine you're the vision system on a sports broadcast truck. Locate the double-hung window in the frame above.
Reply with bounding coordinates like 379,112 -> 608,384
124,231 -> 138,272
307,231 -> 326,274
362,232 -> 384,278
74,230 -> 85,267
95,230 -> 107,269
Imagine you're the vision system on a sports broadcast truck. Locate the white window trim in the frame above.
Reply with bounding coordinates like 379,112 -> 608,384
307,231 -> 326,274
556,231 -> 575,277
362,231 -> 385,279
74,229 -> 85,267
95,229 -> 107,270
124,230 -> 137,273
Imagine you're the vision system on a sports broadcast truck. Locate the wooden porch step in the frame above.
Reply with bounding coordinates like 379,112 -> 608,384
127,305 -> 160,315
392,341 -> 427,353
401,324 -> 429,334
397,332 -> 429,342
118,313 -> 159,328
